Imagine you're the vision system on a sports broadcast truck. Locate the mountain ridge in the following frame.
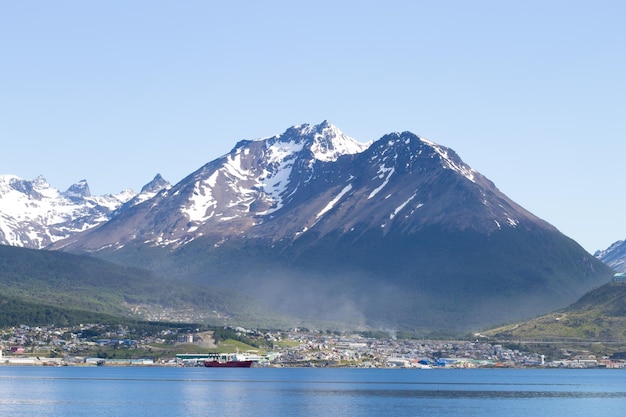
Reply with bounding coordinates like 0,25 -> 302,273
54,123 -> 555,253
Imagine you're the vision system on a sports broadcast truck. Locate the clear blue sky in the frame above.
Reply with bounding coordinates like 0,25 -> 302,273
2,1 -> 625,253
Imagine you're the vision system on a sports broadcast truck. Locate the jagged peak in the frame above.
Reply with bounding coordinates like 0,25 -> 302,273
289,120 -> 336,137
63,179 -> 91,198
140,173 -> 171,194
2,175 -> 47,199
32,175 -> 49,187
266,121 -> 369,162
1,174 -> 49,188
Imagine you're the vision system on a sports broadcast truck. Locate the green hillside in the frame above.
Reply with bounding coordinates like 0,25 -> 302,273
0,245 -> 293,329
483,282 -> 626,356
0,293 -> 126,327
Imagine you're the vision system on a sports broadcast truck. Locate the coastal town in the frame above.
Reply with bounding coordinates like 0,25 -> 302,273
1,323 -> 625,369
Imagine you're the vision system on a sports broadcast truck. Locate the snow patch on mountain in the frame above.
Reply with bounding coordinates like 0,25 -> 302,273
316,183 -> 353,219
368,166 -> 395,199
421,137 -> 476,182
304,121 -> 370,162
224,151 -> 253,181
186,178 -> 217,222
256,140 -> 305,215
390,193 -> 417,219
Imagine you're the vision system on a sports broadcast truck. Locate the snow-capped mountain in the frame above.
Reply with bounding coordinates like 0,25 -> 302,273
55,121 -> 548,252
0,174 -> 170,249
595,239 -> 626,272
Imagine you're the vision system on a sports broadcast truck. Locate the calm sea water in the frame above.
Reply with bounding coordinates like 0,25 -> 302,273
0,367 -> 624,416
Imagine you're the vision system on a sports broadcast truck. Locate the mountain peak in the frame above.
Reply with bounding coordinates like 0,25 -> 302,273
285,121 -> 369,162
63,180 -> 91,199
140,174 -> 170,194
2,175 -> 56,201
115,174 -> 172,209
374,131 -> 477,183
33,175 -> 49,188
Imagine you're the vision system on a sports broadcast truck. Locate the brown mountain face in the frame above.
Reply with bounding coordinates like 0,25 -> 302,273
51,122 -> 613,332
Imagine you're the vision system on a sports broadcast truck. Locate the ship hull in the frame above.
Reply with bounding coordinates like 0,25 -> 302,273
203,360 -> 254,368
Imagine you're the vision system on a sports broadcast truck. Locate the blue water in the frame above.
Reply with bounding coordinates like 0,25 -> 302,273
0,367 -> 625,416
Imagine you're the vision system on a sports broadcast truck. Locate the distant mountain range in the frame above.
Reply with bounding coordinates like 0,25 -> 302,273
0,173 -> 170,249
0,121 -> 615,331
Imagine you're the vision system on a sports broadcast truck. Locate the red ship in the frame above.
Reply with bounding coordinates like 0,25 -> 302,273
203,359 -> 254,368
203,353 -> 254,368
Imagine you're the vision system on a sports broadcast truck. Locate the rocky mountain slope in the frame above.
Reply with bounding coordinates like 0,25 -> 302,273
595,239 -> 626,272
41,121 -> 612,332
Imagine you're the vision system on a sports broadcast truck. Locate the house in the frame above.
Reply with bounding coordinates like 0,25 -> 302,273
612,273 -> 626,283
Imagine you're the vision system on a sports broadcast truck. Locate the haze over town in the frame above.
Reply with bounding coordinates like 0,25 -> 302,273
2,1 -> 624,253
